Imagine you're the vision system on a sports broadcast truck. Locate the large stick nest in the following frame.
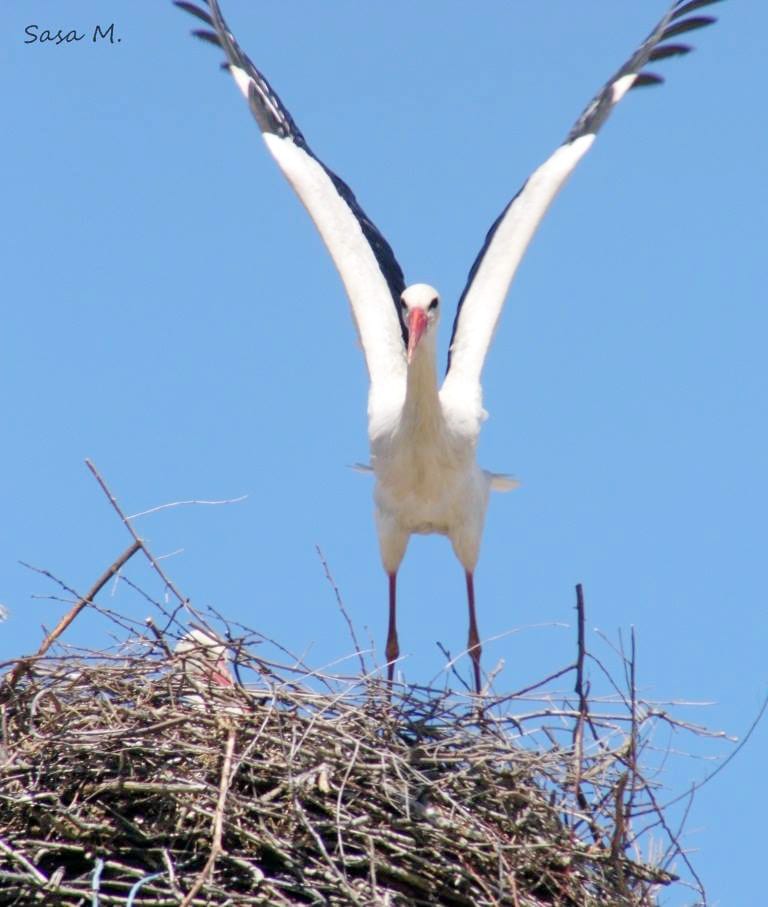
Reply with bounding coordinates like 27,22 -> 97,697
0,471 -> 710,905
0,612 -> 700,906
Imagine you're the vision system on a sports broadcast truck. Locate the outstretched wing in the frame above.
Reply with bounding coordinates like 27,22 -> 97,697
176,0 -> 408,394
444,0 -> 722,394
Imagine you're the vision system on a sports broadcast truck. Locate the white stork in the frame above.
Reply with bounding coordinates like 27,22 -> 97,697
174,627 -> 235,690
176,0 -> 722,693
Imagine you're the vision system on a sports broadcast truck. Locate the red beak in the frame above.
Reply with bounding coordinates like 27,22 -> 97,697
212,656 -> 234,687
407,309 -> 428,363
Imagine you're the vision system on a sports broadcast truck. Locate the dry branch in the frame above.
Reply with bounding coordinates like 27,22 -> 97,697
3,540 -> 142,694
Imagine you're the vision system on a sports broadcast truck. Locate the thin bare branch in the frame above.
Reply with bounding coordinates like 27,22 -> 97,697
127,495 -> 248,520
85,458 -> 193,614
315,545 -> 367,676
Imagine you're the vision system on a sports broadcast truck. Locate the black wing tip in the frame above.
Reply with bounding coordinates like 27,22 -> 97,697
662,15 -> 717,41
173,1 -> 213,25
637,10 -> 718,85
672,0 -> 725,20
631,72 -> 666,90
564,1 -> 722,143
191,29 -> 221,48
649,43 -> 694,63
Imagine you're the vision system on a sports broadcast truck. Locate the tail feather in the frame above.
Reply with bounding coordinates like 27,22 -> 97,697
486,471 -> 520,493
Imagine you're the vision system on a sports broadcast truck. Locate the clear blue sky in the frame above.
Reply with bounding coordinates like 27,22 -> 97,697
3,2 -> 765,904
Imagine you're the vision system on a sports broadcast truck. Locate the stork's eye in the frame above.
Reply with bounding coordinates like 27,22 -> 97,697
428,297 -> 439,311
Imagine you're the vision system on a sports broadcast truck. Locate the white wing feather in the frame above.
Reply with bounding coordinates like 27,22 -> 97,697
443,135 -> 593,395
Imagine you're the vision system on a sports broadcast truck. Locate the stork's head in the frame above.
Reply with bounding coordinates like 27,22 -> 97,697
174,628 -> 234,688
400,283 -> 440,364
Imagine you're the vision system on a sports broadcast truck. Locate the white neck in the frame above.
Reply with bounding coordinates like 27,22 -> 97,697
400,330 -> 443,439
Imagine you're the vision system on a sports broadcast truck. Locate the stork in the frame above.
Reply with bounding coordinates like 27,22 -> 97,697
176,0 -> 722,693
174,627 -> 235,690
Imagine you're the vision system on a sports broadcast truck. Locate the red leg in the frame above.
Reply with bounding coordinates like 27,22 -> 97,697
385,572 -> 399,684
466,571 -> 482,694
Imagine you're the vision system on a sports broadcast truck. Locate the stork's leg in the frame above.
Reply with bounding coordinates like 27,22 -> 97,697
385,572 -> 399,684
466,571 -> 482,694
